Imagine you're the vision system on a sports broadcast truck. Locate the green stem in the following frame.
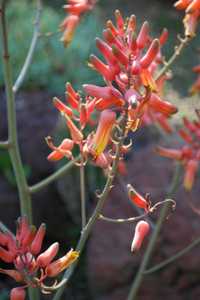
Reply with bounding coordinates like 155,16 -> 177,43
13,0 -> 42,93
0,1 -> 33,223
155,36 -> 190,81
144,235 -> 200,275
29,155 -> 80,194
80,157 -> 86,228
127,163 -> 182,300
52,117 -> 127,300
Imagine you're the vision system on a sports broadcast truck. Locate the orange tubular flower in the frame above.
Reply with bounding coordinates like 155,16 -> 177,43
131,221 -> 150,253
157,110 -> 200,190
87,110 -> 116,157
0,217 -> 79,297
174,0 -> 200,37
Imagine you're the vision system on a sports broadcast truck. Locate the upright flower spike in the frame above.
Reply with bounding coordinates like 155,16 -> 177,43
0,217 -> 79,296
88,109 -> 116,157
131,221 -> 150,253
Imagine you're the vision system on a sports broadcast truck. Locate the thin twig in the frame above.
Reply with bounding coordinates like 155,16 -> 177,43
99,199 -> 175,224
13,0 -> 42,93
156,35 -> 190,81
29,155 -> 80,194
144,236 -> 200,274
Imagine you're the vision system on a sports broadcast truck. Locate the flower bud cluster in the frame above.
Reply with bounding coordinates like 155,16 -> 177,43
0,217 -> 79,299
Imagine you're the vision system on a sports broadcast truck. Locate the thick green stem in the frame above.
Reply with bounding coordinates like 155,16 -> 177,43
52,117 -> 127,300
0,1 -> 32,223
127,163 -> 182,300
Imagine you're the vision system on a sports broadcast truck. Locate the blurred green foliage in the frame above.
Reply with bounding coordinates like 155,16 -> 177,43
0,0 -> 103,93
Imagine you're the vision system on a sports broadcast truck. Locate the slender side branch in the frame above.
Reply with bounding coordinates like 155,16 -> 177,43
127,163 -> 182,300
156,36 -> 190,81
144,236 -> 200,274
0,221 -> 14,237
29,155 -> 80,194
52,116 -> 127,300
1,2 -> 32,222
13,0 -> 42,93
99,199 -> 175,223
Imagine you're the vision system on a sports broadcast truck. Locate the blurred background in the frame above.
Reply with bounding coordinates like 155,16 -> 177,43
0,0 -> 200,299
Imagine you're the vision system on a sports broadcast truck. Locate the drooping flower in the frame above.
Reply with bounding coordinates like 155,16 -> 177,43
0,217 -> 79,297
157,110 -> 200,190
131,221 -> 150,253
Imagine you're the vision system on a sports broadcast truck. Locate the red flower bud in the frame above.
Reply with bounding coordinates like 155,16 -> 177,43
140,39 -> 160,69
131,221 -> 150,253
53,97 -> 73,117
127,184 -> 149,212
37,242 -> 59,268
30,223 -> 46,256
96,38 -> 118,66
159,28 -> 168,46
10,288 -> 26,300
0,246 -> 15,263
136,21 -> 150,49
65,115 -> 83,143
149,93 -> 178,116
90,55 -> 115,81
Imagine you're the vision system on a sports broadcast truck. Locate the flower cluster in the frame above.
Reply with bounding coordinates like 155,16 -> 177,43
174,0 -> 200,37
157,110 -> 200,190
0,217 -> 79,299
84,12 -> 177,128
60,0 -> 96,47
48,11 -> 178,171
